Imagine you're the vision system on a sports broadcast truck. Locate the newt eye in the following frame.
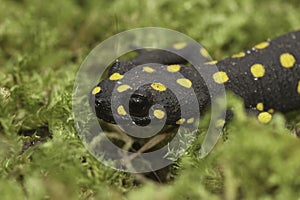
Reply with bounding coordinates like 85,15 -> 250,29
129,93 -> 151,118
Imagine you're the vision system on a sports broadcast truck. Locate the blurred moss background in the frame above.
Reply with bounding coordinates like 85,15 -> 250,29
0,0 -> 300,199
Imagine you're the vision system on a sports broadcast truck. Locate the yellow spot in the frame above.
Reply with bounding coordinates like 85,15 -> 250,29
151,83 -> 167,92
256,102 -> 264,111
187,117 -> 194,124
215,119 -> 225,128
92,86 -> 101,95
117,105 -> 127,116
280,53 -> 296,68
109,72 -> 123,81
255,42 -> 270,49
167,64 -> 181,72
250,63 -> 265,78
297,81 -> 300,94
268,109 -> 275,114
232,52 -> 245,58
153,109 -> 165,119
258,112 -> 272,124
212,71 -> 229,84
200,48 -> 210,58
117,84 -> 131,92
173,42 -> 187,50
176,118 -> 185,125
143,66 -> 155,73
176,78 -> 192,88
205,60 -> 218,65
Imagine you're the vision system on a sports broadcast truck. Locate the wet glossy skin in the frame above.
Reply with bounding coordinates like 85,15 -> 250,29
90,31 -> 300,126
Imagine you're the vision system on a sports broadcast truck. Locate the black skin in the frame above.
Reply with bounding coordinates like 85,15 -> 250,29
90,30 -> 300,126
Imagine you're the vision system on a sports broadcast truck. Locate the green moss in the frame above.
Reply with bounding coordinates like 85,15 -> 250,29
0,0 -> 300,199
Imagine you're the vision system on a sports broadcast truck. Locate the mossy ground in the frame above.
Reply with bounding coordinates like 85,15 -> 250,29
1,0 -> 300,199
